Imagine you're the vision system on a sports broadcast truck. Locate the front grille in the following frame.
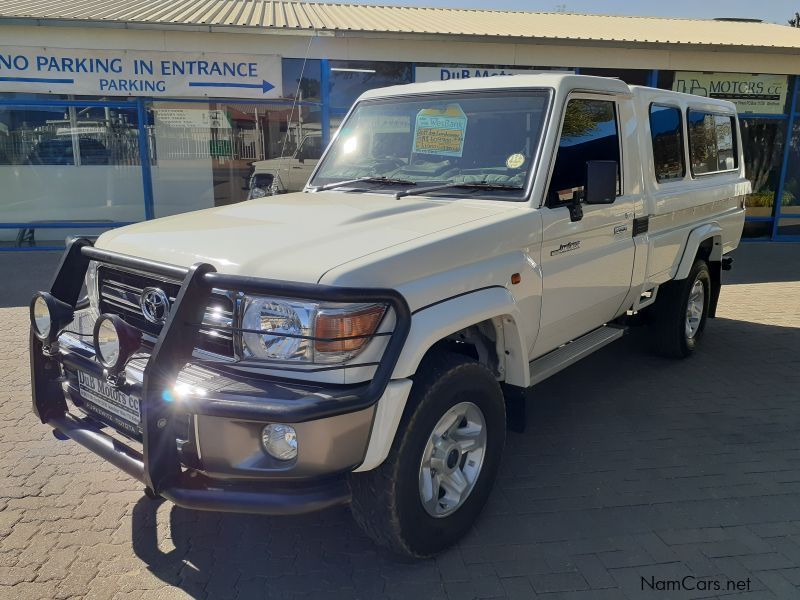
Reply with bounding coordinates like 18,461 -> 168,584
97,265 -> 235,357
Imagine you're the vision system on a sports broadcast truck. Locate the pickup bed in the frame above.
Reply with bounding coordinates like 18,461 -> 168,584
29,74 -> 748,558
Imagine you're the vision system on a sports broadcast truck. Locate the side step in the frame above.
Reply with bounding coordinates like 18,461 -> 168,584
529,325 -> 625,386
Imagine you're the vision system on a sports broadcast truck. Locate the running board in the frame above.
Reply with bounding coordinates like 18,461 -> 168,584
529,325 -> 625,386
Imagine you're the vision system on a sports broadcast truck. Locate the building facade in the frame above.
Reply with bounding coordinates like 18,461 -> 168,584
1,1 -> 799,249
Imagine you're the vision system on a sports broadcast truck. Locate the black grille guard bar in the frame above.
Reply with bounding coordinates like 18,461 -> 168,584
31,238 -> 412,501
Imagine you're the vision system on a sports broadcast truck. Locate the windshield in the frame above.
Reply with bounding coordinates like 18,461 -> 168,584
310,90 -> 551,200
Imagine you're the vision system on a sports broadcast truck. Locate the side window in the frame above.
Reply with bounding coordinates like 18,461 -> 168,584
548,98 -> 621,204
649,105 -> 685,182
687,110 -> 738,175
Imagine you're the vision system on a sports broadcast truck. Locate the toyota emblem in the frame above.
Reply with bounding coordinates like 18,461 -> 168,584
140,287 -> 171,324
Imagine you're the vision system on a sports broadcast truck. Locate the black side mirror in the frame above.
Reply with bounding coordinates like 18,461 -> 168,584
297,155 -> 305,164
584,160 -> 617,205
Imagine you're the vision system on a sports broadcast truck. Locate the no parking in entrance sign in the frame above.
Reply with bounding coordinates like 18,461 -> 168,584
0,47 -> 283,99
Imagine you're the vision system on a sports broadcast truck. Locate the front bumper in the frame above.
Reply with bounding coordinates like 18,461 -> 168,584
31,238 -> 411,515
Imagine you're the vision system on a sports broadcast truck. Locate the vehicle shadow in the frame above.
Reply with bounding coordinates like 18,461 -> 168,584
130,315 -> 800,599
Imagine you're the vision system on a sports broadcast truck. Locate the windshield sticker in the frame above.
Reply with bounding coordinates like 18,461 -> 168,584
412,104 -> 468,157
506,153 -> 525,169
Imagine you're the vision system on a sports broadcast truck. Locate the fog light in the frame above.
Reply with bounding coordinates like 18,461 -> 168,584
30,292 -> 74,343
261,424 -> 297,461
93,314 -> 142,374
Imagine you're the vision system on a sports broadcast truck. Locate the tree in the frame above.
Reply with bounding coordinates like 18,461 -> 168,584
789,12 -> 800,27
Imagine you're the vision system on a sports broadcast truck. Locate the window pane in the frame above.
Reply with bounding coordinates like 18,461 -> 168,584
742,220 -> 773,238
0,105 -> 144,246
687,111 -> 719,175
777,218 -> 800,236
776,122 -> 800,210
649,105 -> 685,181
548,99 -> 620,203
281,58 -> 321,103
740,118 -> 785,217
329,61 -> 412,109
714,115 -> 736,170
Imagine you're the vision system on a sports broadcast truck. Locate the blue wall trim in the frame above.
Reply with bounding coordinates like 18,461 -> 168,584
136,98 -> 155,221
772,76 -> 800,239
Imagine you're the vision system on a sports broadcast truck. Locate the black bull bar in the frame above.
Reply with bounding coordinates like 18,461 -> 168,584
31,238 -> 411,514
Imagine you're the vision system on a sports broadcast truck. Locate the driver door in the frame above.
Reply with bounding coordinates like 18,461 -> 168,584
533,95 -> 636,357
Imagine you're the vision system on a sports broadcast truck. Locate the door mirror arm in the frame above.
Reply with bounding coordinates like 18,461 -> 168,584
568,190 -> 584,222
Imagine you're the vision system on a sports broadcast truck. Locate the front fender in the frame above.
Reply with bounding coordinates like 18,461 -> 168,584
674,223 -> 722,280
392,286 -> 530,388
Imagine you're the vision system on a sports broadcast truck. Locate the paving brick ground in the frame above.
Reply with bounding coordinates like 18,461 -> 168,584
1,244 -> 799,599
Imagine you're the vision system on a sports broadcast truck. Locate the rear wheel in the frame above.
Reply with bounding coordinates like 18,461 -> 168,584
650,259 -> 711,358
349,352 -> 506,558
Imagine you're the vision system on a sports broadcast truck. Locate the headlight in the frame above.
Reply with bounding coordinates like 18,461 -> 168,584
240,297 -> 386,364
248,186 -> 268,200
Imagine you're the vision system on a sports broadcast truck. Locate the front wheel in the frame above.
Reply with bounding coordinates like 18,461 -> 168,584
650,259 -> 711,358
349,353 -> 506,558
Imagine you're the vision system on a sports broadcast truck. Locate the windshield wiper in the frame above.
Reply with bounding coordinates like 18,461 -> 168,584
310,176 -> 417,192
395,181 -> 524,199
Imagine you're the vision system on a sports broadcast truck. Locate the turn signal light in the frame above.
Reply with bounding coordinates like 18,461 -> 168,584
314,304 -> 386,354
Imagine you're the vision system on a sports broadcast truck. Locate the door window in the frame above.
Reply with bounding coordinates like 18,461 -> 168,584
547,98 -> 621,204
686,110 -> 738,175
649,105 -> 685,182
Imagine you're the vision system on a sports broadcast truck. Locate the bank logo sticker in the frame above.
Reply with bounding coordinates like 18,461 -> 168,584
506,153 -> 525,169
412,104 -> 468,157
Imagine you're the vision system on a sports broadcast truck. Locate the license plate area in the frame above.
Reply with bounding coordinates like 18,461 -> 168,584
76,370 -> 141,436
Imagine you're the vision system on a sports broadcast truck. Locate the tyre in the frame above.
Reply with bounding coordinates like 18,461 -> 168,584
650,259 -> 711,358
349,352 -> 506,558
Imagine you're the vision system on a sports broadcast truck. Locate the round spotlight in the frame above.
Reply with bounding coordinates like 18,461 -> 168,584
93,314 -> 142,373
31,295 -> 51,340
261,424 -> 298,461
30,292 -> 74,343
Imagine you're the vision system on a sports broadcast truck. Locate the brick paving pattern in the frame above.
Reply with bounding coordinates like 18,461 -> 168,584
1,248 -> 799,599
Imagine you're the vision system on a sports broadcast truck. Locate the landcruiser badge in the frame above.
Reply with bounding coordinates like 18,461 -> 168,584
550,241 -> 581,256
140,287 -> 171,324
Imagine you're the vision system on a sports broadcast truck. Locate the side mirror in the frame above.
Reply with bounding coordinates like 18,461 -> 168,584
297,155 -> 305,164
584,160 -> 617,205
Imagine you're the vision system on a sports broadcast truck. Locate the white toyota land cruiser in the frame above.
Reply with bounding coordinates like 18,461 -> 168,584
30,74 -> 748,558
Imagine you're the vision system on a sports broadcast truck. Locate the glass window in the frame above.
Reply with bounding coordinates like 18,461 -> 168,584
649,105 -> 685,182
311,90 -> 550,200
777,218 -> 800,236
548,98 -> 621,204
329,61 -> 412,109
740,118 -> 785,218
579,68 -> 650,86
150,101 -> 323,211
687,110 -> 738,175
742,221 -> 773,239
281,58 -> 321,103
775,121 -> 800,213
0,104 -> 144,247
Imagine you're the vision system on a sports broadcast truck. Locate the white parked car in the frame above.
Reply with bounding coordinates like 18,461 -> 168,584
30,74 -> 747,558
247,132 -> 323,197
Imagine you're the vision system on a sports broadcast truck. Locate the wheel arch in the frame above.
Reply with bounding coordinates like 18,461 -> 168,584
392,286 -> 530,388
674,223 -> 723,280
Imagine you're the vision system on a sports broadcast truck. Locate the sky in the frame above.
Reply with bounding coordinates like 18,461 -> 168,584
344,0 -> 799,24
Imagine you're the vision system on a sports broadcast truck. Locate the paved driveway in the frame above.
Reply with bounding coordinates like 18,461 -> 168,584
1,245 -> 799,599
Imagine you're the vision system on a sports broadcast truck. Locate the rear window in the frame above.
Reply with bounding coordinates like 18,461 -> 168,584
649,105 -> 685,182
687,110 -> 738,175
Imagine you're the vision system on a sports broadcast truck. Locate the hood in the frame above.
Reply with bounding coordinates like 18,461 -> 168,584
96,192 -> 512,283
